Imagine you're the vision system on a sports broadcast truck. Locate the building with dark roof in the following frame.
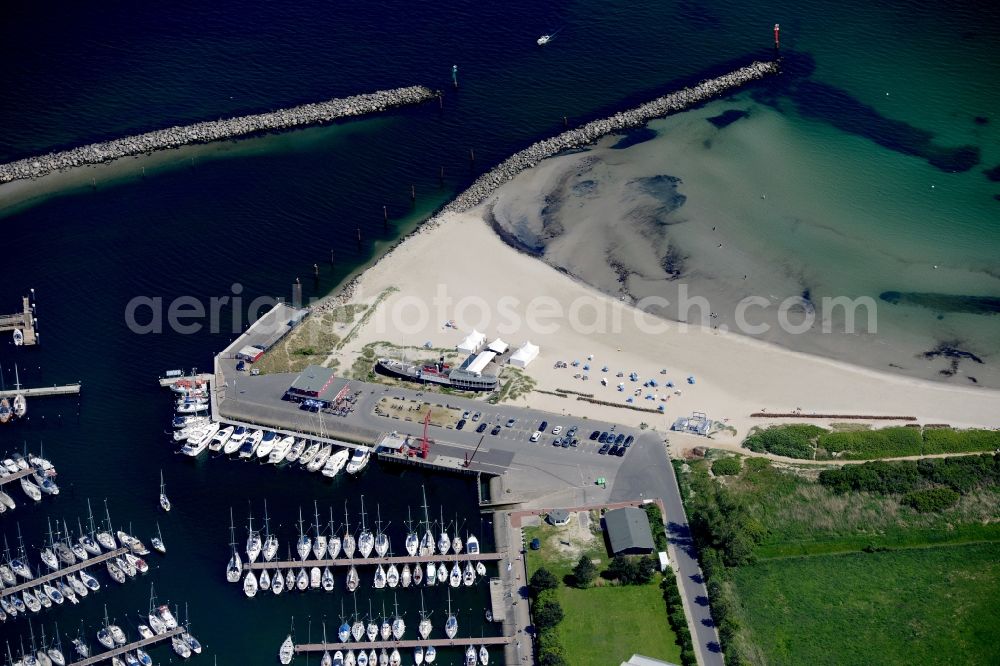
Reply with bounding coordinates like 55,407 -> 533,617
547,509 -> 571,526
286,365 -> 337,400
604,507 -> 655,555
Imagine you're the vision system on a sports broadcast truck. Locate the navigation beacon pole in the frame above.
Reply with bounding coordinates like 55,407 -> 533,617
773,23 -> 780,50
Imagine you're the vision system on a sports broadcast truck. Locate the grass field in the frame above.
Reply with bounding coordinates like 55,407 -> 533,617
523,517 -> 682,666
731,541 -> 1000,666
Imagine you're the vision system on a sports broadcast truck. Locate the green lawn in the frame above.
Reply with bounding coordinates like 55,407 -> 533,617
731,541 -> 1000,666
555,580 -> 682,666
523,519 -> 682,666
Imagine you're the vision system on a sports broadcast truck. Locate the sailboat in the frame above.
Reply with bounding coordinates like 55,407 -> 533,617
358,496 -> 374,558
297,507 -> 312,560
367,600 -> 378,641
346,563 -> 360,592
296,567 -> 309,591
414,647 -> 424,665
226,508 -> 243,583
425,646 -> 436,663
373,563 -> 387,589
380,602 -> 392,640
426,560 -> 437,587
465,646 -> 477,666
391,595 -> 405,639
452,515 -> 464,554
437,560 -> 447,585
374,505 -> 389,557
97,499 -> 117,551
342,506 -> 356,558
243,569 -> 258,597
413,562 -> 423,586
327,507 -> 342,559
322,565 -> 335,591
417,591 -> 432,639
438,508 -> 450,555
159,470 -> 171,512
149,522 -> 165,554
69,518 -> 89,561
419,487 -> 435,556
263,500 -> 279,562
97,605 -> 116,649
339,600 -> 351,642
386,561 -> 399,588
479,645 -> 489,665
12,364 -> 26,419
351,597 -> 365,641
450,561 -> 462,588
279,632 -> 295,665
464,560 -> 476,586
536,28 -> 560,46
246,507 -> 262,563
313,501 -> 328,560
445,589 -> 458,639
401,563 -> 411,587
405,508 -> 419,556
320,624 -> 332,666
272,564 -> 285,595
260,567 -> 272,591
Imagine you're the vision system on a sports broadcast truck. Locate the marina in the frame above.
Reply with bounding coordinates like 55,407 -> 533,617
290,635 -> 512,652
244,551 -> 502,571
0,546 -> 129,598
0,383 -> 81,399
69,626 -> 186,666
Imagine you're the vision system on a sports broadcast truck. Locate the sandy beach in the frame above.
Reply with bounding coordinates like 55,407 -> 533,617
327,205 -> 1000,451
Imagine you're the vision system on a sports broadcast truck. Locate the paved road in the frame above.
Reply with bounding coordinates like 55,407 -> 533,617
215,357 -> 721,663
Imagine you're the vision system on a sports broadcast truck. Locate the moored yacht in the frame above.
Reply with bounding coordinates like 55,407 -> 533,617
345,448 -> 370,474
255,431 -> 278,459
209,425 -> 234,452
323,448 -> 350,477
224,426 -> 247,455
159,470 -> 171,511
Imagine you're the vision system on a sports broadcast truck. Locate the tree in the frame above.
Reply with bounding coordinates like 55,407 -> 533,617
537,633 -> 568,666
532,591 -> 564,630
529,567 -> 559,596
572,555 -> 597,587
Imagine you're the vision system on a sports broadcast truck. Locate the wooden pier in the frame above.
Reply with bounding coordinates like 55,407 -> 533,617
159,373 -> 213,389
0,465 -> 38,487
70,626 -> 185,666
0,296 -> 37,345
488,577 -> 505,622
293,635 -> 513,653
0,382 -> 80,398
0,547 -> 128,599
246,551 -> 503,571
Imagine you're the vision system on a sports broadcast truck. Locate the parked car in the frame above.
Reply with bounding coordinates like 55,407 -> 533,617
462,411 -> 470,420
570,438 -> 579,447
624,435 -> 634,446
615,446 -> 626,457
590,430 -> 601,441
530,431 -> 541,442
608,445 -> 620,456
491,425 -> 502,436
598,432 -> 608,443
615,433 -> 626,445
539,420 -> 548,432
598,443 -> 611,455
553,438 -> 562,447
472,412 -> 481,422
560,438 -> 571,448
506,418 -> 517,427
567,426 -> 578,438
456,419 -> 466,430
476,423 -> 488,433
552,425 -> 563,435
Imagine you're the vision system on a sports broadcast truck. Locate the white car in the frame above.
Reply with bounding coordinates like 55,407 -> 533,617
552,426 -> 563,435
530,431 -> 541,442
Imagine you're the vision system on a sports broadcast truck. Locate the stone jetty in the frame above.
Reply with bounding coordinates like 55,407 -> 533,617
0,85 -> 437,184
444,59 -> 780,213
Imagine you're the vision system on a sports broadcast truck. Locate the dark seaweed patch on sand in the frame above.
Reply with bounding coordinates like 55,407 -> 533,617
707,109 -> 748,128
611,127 -> 657,150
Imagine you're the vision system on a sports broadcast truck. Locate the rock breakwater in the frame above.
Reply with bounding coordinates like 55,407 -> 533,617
443,60 -> 780,213
0,85 -> 437,184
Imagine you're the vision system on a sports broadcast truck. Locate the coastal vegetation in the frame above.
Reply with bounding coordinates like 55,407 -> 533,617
523,511 -> 685,666
677,452 -> 1000,664
744,423 -> 1000,460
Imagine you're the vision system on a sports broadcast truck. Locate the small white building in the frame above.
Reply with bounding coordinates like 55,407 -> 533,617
510,340 -> 539,368
486,338 -> 509,355
456,329 -> 486,354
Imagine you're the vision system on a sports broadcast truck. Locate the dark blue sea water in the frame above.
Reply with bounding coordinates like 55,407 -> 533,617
1,0 -> 998,661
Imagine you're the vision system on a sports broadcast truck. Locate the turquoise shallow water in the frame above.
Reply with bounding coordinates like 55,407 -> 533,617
1,0 -> 999,660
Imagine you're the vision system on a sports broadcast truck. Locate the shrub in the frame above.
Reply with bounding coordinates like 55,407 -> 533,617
645,503 -> 669,551
529,567 -> 559,596
572,555 -> 597,587
902,487 -> 960,512
661,574 -> 697,665
922,428 -> 1000,454
743,425 -> 825,458
532,590 -> 564,630
820,427 -> 922,459
537,632 -> 567,666
605,555 -> 658,585
712,457 -> 742,476
745,457 -> 771,472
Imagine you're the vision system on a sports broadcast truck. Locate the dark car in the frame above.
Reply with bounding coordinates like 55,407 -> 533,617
236,360 -> 246,372
624,435 -> 634,446
456,419 -> 466,430
590,430 -> 600,441
608,445 -> 620,456
598,432 -> 608,443
598,443 -> 611,455
476,423 -> 487,433
615,445 -> 626,457
615,433 -> 626,445
491,425 -> 502,436
570,438 -> 579,447
539,420 -> 548,432
567,426 -> 578,438
560,438 -> 570,448
552,438 -> 562,447
602,431 -> 611,442
506,418 -> 516,427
